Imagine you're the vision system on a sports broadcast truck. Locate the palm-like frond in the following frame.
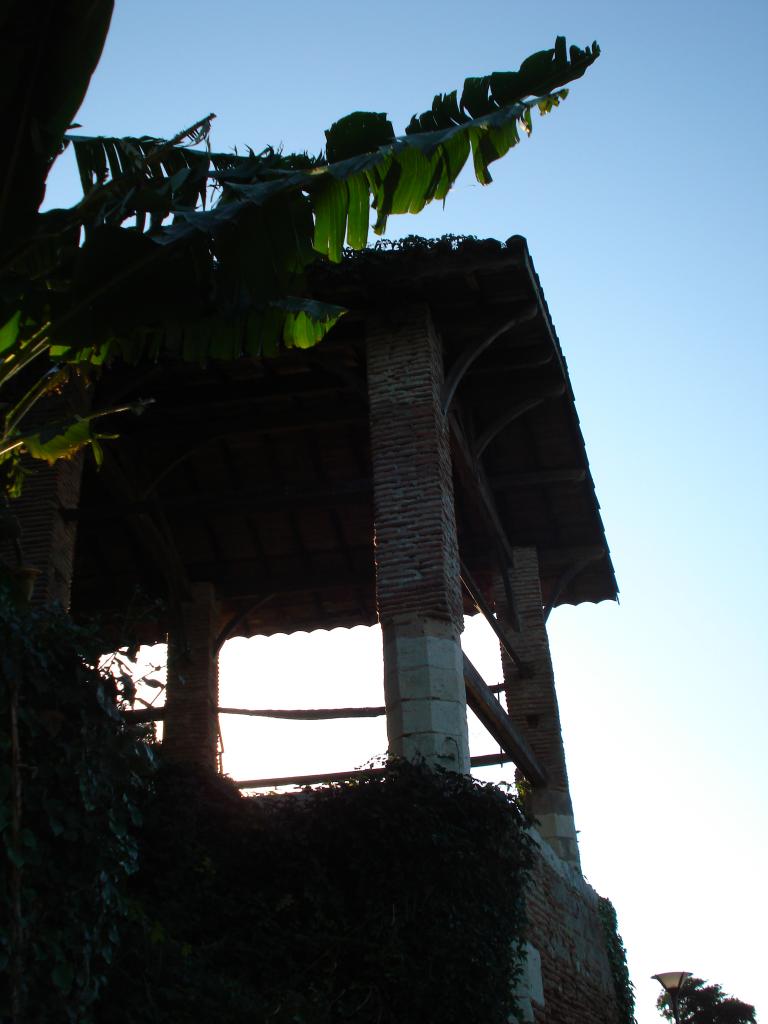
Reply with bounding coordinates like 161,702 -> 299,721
1,36 -> 599,484
35,36 -> 598,366
406,37 -> 599,132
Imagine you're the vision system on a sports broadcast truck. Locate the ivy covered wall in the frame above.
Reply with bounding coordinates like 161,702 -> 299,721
1,591 -> 633,1024
100,762 -> 535,1023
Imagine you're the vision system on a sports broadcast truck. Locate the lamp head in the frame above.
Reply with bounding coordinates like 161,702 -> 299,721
652,972 -> 691,994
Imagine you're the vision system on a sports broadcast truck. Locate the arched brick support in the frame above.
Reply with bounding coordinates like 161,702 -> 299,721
494,548 -> 580,867
367,305 -> 469,773
163,582 -> 222,771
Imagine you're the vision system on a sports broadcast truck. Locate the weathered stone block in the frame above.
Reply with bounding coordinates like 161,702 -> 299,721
397,729 -> 469,772
510,942 -> 544,1023
388,697 -> 466,739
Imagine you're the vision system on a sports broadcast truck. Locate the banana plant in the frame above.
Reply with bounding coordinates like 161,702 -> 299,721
0,24 -> 599,497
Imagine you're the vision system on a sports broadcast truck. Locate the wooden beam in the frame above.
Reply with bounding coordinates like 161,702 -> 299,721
219,706 -> 386,720
473,382 -> 565,458
450,412 -> 517,570
235,767 -> 382,790
123,704 -> 386,724
467,346 -> 553,374
98,452 -> 191,604
70,467 -> 586,524
450,413 -> 525,630
463,653 -> 547,786
186,555 -> 375,599
107,372 -> 360,411
489,468 -> 586,490
469,751 -> 518,769
64,478 -> 372,523
233,753 -> 522,790
130,407 -> 369,439
440,302 -> 538,412
459,561 -> 529,676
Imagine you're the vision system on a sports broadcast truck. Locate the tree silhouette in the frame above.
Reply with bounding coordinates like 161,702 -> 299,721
657,977 -> 756,1024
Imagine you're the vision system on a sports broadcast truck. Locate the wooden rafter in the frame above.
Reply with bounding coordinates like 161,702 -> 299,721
440,302 -> 538,413
473,382 -> 565,458
98,451 -> 191,605
490,468 -> 586,490
63,478 -> 372,522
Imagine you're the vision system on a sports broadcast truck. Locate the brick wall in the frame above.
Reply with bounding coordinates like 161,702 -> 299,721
366,304 -> 463,633
518,831 -> 620,1024
8,456 -> 85,609
1,386 -> 90,609
366,306 -> 469,771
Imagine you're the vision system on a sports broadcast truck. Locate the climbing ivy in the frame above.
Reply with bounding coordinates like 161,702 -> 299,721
98,760 -> 534,1024
0,590 -> 154,1022
598,896 -> 637,1024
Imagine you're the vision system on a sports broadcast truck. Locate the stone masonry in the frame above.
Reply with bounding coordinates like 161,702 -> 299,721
514,831 -> 620,1023
494,547 -> 580,866
366,305 -> 470,773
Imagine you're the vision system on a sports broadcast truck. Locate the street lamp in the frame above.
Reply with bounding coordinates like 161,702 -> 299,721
652,972 -> 692,1024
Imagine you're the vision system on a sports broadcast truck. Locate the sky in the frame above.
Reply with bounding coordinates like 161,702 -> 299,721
45,1 -> 768,1020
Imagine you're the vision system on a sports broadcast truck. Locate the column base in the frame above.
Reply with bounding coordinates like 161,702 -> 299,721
382,619 -> 470,774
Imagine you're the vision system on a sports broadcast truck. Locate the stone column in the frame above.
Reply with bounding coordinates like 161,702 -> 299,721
494,547 -> 580,866
163,582 -> 221,771
367,306 -> 469,774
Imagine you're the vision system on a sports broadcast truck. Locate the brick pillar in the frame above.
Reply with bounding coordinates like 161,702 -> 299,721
367,306 -> 469,773
1,385 -> 90,609
494,548 -> 580,866
7,456 -> 85,609
163,582 -> 221,771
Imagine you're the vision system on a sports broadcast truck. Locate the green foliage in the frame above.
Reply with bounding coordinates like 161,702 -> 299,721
0,26 -> 599,494
0,590 -> 154,1022
598,896 -> 637,1024
98,761 -> 534,1024
407,37 -> 598,133
657,976 -> 757,1024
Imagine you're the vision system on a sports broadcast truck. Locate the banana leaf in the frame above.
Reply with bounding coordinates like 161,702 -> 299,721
0,36 -> 599,485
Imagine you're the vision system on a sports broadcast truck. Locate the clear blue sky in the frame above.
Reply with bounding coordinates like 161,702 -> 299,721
46,2 -> 768,1020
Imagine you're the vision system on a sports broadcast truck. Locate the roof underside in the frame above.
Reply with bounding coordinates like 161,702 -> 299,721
70,235 -> 617,639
